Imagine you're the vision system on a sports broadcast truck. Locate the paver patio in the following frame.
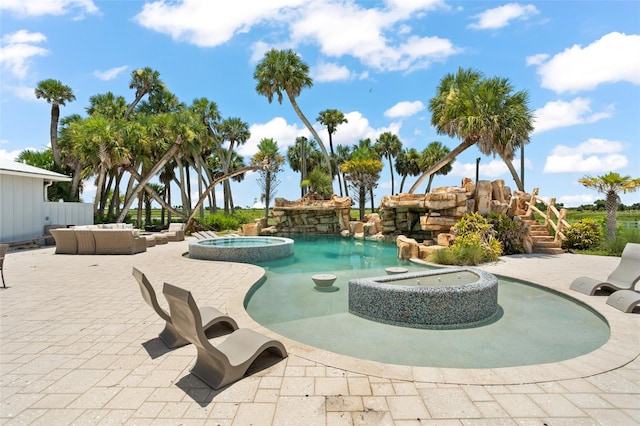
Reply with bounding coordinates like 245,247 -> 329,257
1,237 -> 638,425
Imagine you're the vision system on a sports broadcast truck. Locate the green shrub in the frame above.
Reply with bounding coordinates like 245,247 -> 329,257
197,213 -> 241,232
487,213 -> 527,255
429,247 -> 457,265
562,218 -> 603,251
601,228 -> 640,256
430,213 -> 501,266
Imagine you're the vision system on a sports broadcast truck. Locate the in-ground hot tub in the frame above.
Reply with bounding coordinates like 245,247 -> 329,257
189,236 -> 294,263
348,267 -> 498,329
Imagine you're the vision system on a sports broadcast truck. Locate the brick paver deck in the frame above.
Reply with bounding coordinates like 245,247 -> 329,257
1,238 -> 638,425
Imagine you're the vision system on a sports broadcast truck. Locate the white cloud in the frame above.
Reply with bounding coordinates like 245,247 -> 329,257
559,194 -> 595,207
0,30 -> 48,79
525,53 -> 548,66
135,0 -> 308,47
136,0 -> 458,73
384,100 -> 425,118
93,65 -> 128,81
449,157 -> 532,179
241,117 -> 309,158
468,3 -> 539,30
543,138 -> 628,173
0,147 -> 24,161
0,0 -> 99,18
3,85 -> 36,100
529,32 -> 640,94
533,98 -> 612,134
451,158 -> 507,178
290,2 -> 458,72
312,61 -> 354,82
330,111 -> 402,147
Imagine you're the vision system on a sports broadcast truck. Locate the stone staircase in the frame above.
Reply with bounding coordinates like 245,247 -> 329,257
521,217 -> 564,255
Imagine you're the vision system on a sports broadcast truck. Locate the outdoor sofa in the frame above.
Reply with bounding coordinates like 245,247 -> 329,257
50,224 -> 147,255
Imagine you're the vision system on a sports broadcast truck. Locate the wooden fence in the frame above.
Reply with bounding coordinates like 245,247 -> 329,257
524,188 -> 572,245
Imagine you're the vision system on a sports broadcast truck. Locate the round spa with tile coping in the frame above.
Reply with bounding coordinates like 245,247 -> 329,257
188,236 -> 294,263
348,267 -> 498,328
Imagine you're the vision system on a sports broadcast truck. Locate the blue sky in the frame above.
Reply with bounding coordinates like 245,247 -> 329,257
1,0 -> 639,209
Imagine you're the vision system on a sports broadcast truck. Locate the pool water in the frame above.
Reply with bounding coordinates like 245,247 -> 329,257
244,236 -> 610,368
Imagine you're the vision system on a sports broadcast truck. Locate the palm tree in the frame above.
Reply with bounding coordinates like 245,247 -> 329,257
335,144 -> 352,197
375,132 -> 402,195
57,113 -> 90,201
34,79 -> 76,167
420,141 -> 453,193
217,117 -> 250,214
409,68 -> 534,193
578,172 -> 640,240
287,137 -> 322,197
252,138 -> 284,223
317,109 -> 348,194
302,168 -> 333,199
124,67 -> 163,119
87,92 -> 127,118
395,148 -> 421,194
341,144 -> 383,220
254,48 -> 333,192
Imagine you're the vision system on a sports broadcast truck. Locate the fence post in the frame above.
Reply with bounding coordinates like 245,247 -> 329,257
525,187 -> 539,218
544,197 -> 556,231
555,208 -> 567,245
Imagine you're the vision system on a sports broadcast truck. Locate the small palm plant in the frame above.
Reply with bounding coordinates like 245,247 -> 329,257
578,172 -> 640,240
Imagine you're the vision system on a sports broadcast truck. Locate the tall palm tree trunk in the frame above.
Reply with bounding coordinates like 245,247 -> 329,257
605,190 -> 618,240
287,94 -> 333,192
409,137 -> 475,193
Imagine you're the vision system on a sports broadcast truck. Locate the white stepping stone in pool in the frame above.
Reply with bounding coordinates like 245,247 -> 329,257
385,267 -> 409,275
312,274 -> 338,292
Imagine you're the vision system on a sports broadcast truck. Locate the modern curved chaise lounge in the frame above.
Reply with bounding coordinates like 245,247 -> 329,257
606,289 -> 640,313
132,267 -> 238,349
570,243 -> 640,295
162,282 -> 288,389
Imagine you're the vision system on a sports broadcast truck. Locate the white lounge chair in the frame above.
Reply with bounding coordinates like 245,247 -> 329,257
606,289 -> 640,313
570,243 -> 640,295
163,282 -> 287,389
132,268 -> 238,348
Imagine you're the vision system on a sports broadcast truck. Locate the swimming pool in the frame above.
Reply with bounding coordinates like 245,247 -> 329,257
244,236 -> 610,368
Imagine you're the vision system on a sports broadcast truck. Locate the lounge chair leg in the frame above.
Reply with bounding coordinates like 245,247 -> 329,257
159,324 -> 190,349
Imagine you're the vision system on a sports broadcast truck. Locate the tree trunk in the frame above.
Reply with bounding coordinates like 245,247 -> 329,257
409,137 -> 476,193
186,165 -> 262,231
93,166 -> 106,218
116,136 -> 184,223
605,190 -> 618,240
264,171 -> 271,223
359,187 -> 366,221
70,161 -> 83,201
370,188 -> 375,213
388,155 -> 395,195
50,104 -> 62,167
124,92 -> 145,120
287,94 -> 333,194
399,175 -> 407,194
502,155 -> 524,191
175,156 -> 189,216
426,175 -> 435,194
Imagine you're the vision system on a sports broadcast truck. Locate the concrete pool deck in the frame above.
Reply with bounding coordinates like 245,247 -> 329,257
1,237 -> 638,424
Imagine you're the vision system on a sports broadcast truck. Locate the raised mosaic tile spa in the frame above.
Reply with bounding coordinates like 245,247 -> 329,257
348,267 -> 498,328
189,236 -> 294,263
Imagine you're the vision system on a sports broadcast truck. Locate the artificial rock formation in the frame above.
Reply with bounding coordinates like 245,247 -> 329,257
265,191 -> 351,235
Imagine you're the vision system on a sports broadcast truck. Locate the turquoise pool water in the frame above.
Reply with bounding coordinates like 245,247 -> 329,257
244,236 -> 610,368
